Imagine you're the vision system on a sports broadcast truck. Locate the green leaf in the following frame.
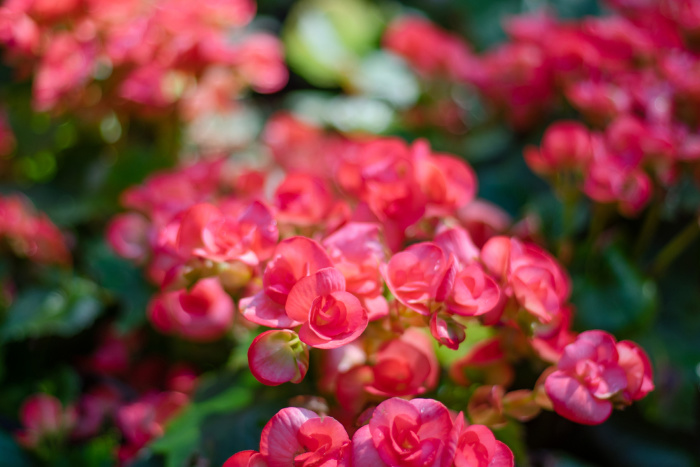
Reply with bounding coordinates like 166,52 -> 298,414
572,245 -> 657,335
0,429 -> 33,467
149,384 -> 253,467
0,277 -> 102,342
85,240 -> 152,331
283,0 -> 384,87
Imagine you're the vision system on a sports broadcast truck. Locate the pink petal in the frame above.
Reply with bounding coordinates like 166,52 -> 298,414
260,407 -> 319,467
489,442 -> 514,467
285,268 -> 346,322
240,292 -> 300,328
351,425 -> 388,467
545,371 -> 612,425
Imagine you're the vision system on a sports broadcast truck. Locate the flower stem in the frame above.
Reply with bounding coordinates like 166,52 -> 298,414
650,218 -> 700,277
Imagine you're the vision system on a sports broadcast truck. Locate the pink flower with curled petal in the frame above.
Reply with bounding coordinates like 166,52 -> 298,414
384,242 -> 454,315
447,263 -> 501,318
481,236 -> 570,325
148,278 -> 234,342
323,222 -> 388,320
352,398 -> 455,467
285,268 -> 368,349
544,330 -> 629,425
239,237 -> 333,328
176,200 -> 277,265
259,407 -> 350,467
451,413 -> 514,467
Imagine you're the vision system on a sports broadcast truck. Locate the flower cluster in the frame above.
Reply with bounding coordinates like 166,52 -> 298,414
224,397 -> 514,467
384,3 -> 700,216
0,194 -> 70,265
13,325 -> 199,463
108,113 -> 653,443
0,0 -> 287,117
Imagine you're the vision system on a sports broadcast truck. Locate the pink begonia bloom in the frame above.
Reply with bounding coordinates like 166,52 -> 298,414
285,267 -> 368,349
33,32 -> 96,111
352,398 -> 455,467
118,64 -> 173,108
262,112 -> 330,175
412,140 -> 478,216
365,335 -> 437,398
323,222 -> 388,320
107,213 -> 151,263
234,33 -> 289,94
120,158 -> 224,224
15,394 -> 76,448
384,16 -> 475,81
337,138 -> 426,246
384,242 -> 454,315
248,330 -> 309,386
176,200 -> 277,265
544,330 -> 652,425
258,407 -> 350,467
447,263 -> 502,318
0,7 -> 40,56
452,414 -> 515,467
148,278 -> 234,342
481,236 -> 570,324
273,173 -> 334,227
565,80 -> 632,124
239,237 -> 333,328
524,121 -> 592,174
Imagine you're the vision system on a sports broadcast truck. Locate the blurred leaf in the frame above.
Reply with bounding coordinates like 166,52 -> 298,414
0,430 -> 33,467
149,385 -> 253,467
351,52 -> 420,108
0,277 -> 102,341
572,245 -> 657,335
283,0 -> 383,87
86,240 -> 151,331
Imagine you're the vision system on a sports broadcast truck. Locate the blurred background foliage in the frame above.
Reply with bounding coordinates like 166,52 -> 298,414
0,0 -> 698,466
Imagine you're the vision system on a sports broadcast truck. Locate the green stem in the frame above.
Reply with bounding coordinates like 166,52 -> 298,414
633,200 -> 662,260
650,219 -> 700,277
